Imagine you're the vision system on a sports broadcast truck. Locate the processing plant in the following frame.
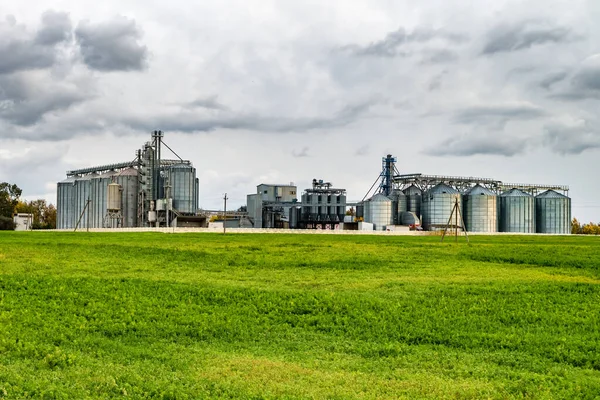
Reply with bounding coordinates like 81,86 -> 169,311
57,131 -> 200,229
360,155 -> 571,234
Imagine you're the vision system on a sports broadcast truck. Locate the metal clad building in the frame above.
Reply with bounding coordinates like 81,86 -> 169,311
535,190 -> 571,234
421,183 -> 462,231
463,184 -> 498,232
499,189 -> 535,233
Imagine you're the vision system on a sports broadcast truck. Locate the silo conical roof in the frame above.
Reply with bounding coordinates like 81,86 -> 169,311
403,185 -> 422,195
501,188 -> 532,197
536,189 -> 568,198
426,183 -> 459,195
465,184 -> 496,196
370,193 -> 393,202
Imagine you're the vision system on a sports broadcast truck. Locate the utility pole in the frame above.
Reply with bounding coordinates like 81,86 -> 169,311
223,193 -> 228,235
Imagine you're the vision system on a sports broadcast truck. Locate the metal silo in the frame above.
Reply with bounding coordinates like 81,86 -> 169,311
499,189 -> 535,233
115,168 -> 139,227
421,183 -> 462,231
463,184 -> 498,232
57,176 -> 76,229
403,185 -> 422,219
390,190 -> 407,224
535,190 -> 571,234
73,173 -> 97,229
90,171 -> 117,228
168,164 -> 196,214
364,193 -> 393,230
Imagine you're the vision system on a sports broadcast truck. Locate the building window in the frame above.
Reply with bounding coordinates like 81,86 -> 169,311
290,191 -> 296,195
264,190 -> 268,194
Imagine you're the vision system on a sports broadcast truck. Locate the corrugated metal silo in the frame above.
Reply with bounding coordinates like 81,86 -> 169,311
403,185 -> 422,218
57,176 -> 76,229
463,184 -> 498,232
421,183 -> 462,231
390,190 -> 407,224
535,190 -> 571,234
169,164 -> 196,214
73,173 -> 97,229
499,189 -> 535,233
364,193 -> 393,230
91,171 -> 117,228
115,168 -> 139,227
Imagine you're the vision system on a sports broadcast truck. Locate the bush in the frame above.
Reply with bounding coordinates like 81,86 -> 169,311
0,216 -> 15,230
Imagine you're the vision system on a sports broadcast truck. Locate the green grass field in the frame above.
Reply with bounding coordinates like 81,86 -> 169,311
0,232 -> 599,399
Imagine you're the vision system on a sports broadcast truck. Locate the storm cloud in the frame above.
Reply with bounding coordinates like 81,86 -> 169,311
544,120 -> 600,154
453,103 -> 546,128
482,20 -> 576,54
0,12 -> 71,74
426,134 -> 529,157
75,16 -> 148,71
340,27 -> 466,58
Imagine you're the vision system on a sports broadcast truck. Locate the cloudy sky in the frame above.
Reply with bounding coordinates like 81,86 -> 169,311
1,0 -> 599,221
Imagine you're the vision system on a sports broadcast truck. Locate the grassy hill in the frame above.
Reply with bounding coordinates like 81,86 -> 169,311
0,232 -> 599,399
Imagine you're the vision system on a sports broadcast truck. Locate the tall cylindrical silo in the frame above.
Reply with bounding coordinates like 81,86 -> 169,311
403,185 -> 422,219
91,171 -> 117,228
115,168 -> 139,227
169,164 -> 196,214
463,184 -> 498,232
499,189 -> 535,233
364,193 -> 393,230
57,176 -> 77,229
73,173 -> 97,229
535,190 -> 571,234
421,183 -> 462,231
390,190 -> 407,225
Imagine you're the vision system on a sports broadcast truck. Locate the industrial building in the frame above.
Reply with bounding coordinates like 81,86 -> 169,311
246,179 -> 347,229
57,131 -> 199,229
247,183 -> 298,228
360,154 -> 571,234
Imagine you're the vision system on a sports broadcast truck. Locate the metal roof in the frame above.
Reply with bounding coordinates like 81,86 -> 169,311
465,184 -> 496,196
500,188 -> 533,197
369,193 -> 393,202
403,184 -> 422,195
426,183 -> 460,195
536,189 -> 568,199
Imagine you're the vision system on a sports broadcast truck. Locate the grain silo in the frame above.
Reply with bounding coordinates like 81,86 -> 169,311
535,190 -> 571,234
56,176 -> 76,229
114,168 -> 139,227
364,193 -> 393,230
403,185 -> 422,219
421,183 -> 462,231
463,184 -> 498,232
499,189 -> 535,233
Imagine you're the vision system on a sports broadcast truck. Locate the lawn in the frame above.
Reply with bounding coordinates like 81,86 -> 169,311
0,232 -> 599,399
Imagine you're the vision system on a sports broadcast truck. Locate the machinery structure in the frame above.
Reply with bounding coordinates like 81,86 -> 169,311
361,154 -> 571,234
57,131 -> 199,229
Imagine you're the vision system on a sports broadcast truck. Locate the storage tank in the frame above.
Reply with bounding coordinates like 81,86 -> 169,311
499,188 -> 535,233
403,185 -> 422,219
364,193 -> 393,230
73,173 -> 97,229
168,164 -> 197,214
390,190 -> 407,225
107,183 -> 122,211
90,171 -> 117,228
535,190 -> 571,234
421,183 -> 462,231
463,184 -> 498,232
399,211 -> 420,226
57,176 -> 77,229
115,168 -> 139,227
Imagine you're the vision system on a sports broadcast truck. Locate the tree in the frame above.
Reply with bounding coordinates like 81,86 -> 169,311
346,207 -> 355,216
0,182 -> 22,218
14,199 -> 56,229
571,218 -> 582,234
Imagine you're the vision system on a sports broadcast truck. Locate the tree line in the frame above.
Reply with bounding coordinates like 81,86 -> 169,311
571,218 -> 600,235
0,182 -> 56,230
